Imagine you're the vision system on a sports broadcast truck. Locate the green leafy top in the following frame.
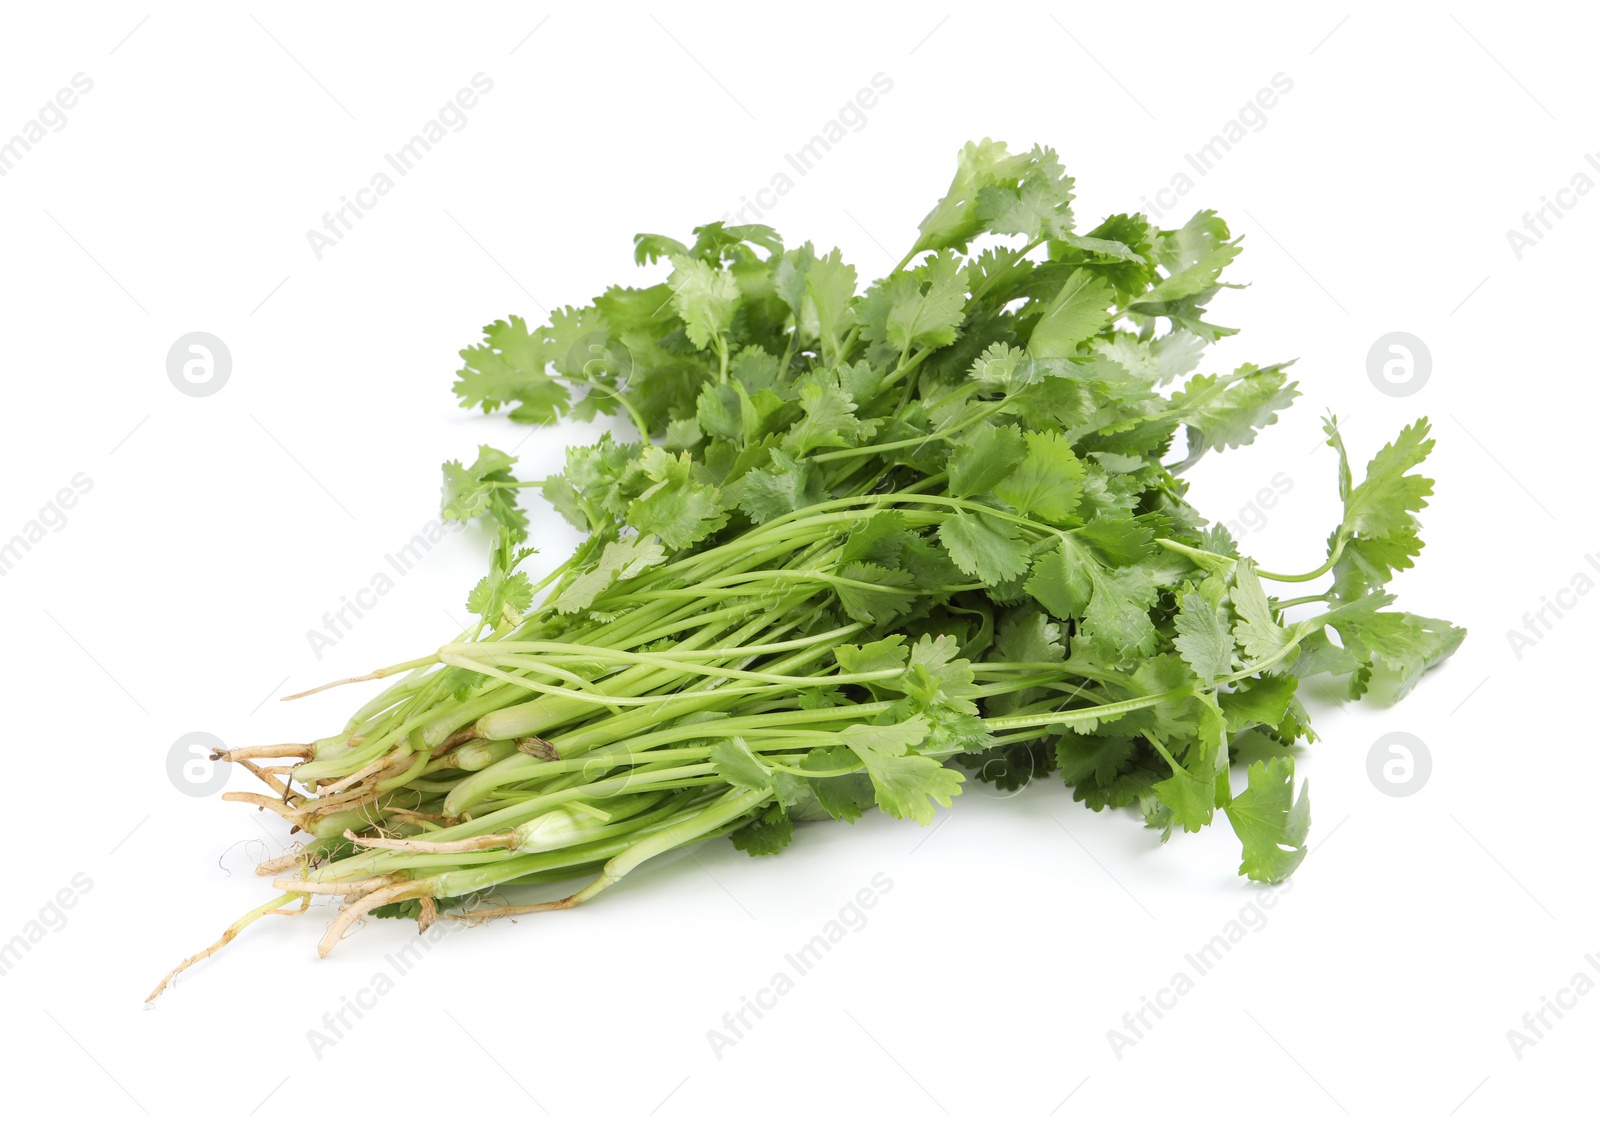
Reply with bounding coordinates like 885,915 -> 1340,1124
424,140 -> 1461,885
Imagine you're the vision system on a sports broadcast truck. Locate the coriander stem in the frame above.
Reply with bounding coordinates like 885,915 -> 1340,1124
1258,537 -> 1347,584
1274,591 -> 1334,609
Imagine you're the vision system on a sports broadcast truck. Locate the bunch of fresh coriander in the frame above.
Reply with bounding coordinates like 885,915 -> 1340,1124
153,140 -> 1462,997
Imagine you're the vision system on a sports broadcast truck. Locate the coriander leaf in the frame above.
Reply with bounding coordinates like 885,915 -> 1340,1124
840,512 -> 914,568
730,805 -> 794,856
1220,674 -> 1299,732
696,383 -> 742,440
1152,696 -> 1227,833
986,609 -> 1065,715
555,534 -> 667,614
1224,755 -> 1310,882
968,343 -> 1036,390
1360,418 -> 1440,532
1173,581 -> 1238,682
837,716 -> 931,761
939,510 -> 1031,585
1230,559 -> 1292,666
710,737 -> 774,790
1081,516 -> 1155,566
454,314 -> 573,424
773,241 -> 817,322
895,634 -> 983,742
994,430 -> 1085,523
1053,232 -> 1140,262
1172,363 -> 1299,454
1028,268 -> 1113,359
1329,417 -> 1436,598
626,448 -> 729,550
543,305 -> 614,382
803,747 -> 876,823
1105,653 -> 1202,743
633,232 -> 691,265
732,449 -> 824,524
1155,209 -> 1230,273
441,444 -> 527,540
1056,733 -> 1141,809
912,137 -> 1035,254
837,715 -> 964,825
1027,534 -> 1162,660
668,255 -> 741,349
1322,605 -> 1466,701
627,483 -> 726,550
545,433 -> 642,535
975,146 -> 1075,242
466,530 -> 537,624
369,900 -> 422,921
949,423 -> 1027,497
806,248 -> 858,364
664,417 -> 704,450
1141,210 -> 1241,304
867,251 -> 971,355
834,562 -> 917,626
902,532 -> 966,591
783,380 -> 875,456
771,771 -> 818,817
798,687 -> 850,710
992,609 -> 1066,666
960,743 -> 1051,791
835,636 -> 909,677
689,220 -> 785,261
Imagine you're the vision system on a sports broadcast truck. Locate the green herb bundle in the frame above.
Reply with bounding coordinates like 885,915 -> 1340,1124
153,140 -> 1461,997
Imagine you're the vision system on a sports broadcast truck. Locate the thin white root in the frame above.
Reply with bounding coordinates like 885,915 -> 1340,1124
318,880 -> 433,958
256,853 -> 305,876
381,807 -> 460,828
236,758 -> 309,797
212,743 -> 313,763
341,828 -> 515,854
283,657 -> 434,701
273,876 -> 393,895
222,791 -> 303,822
318,744 -> 413,796
447,872 -> 617,924
146,892 -> 298,1002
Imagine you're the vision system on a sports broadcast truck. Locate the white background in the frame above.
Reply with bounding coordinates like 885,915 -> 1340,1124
0,2 -> 1592,1125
